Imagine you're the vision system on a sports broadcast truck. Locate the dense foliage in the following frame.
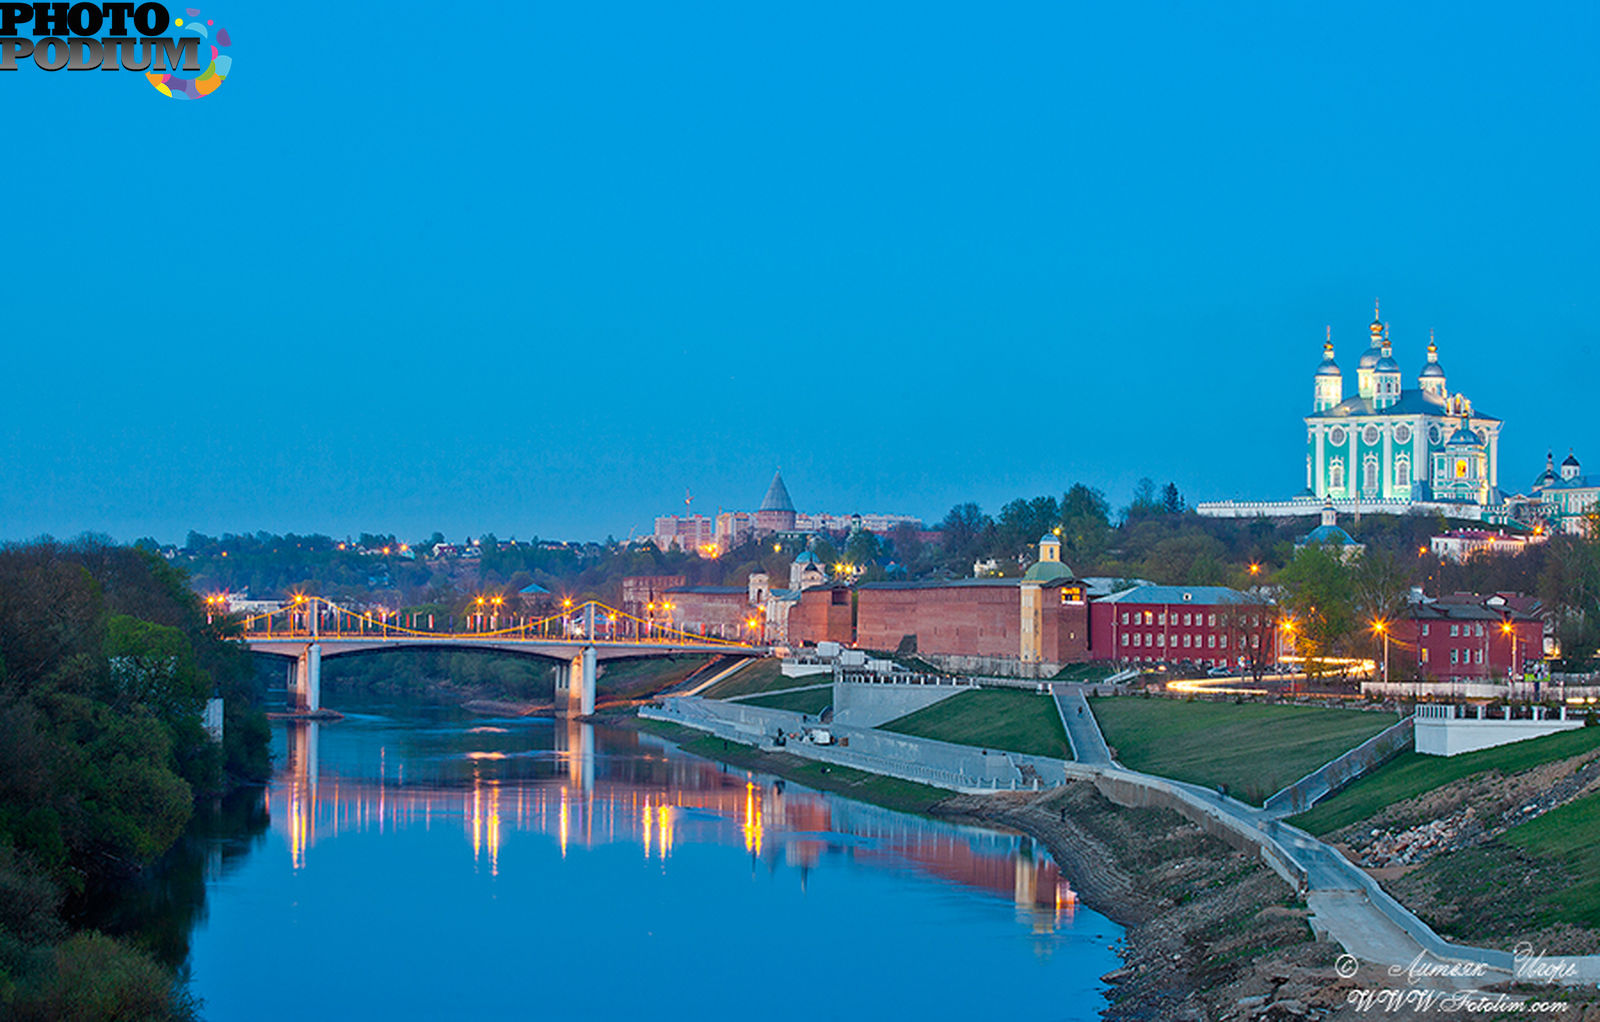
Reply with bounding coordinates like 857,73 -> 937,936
0,538 -> 271,1020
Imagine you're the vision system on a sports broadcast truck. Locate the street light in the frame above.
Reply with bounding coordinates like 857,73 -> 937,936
1501,621 -> 1519,682
1373,620 -> 1389,685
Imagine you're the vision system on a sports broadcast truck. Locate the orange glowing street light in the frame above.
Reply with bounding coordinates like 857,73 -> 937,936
1372,619 -> 1390,684
1501,620 -> 1521,676
1248,563 -> 1260,576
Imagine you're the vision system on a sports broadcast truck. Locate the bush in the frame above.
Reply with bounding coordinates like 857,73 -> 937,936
12,931 -> 197,1022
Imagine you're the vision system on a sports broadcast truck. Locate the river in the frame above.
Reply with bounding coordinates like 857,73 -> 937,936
102,702 -> 1124,1020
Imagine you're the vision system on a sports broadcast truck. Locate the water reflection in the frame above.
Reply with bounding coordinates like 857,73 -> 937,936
273,716 -> 1081,935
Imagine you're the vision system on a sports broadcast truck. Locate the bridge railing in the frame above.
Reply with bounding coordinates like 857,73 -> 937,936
235,596 -> 759,648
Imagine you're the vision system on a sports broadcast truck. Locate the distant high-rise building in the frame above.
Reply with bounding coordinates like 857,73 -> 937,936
652,514 -> 714,554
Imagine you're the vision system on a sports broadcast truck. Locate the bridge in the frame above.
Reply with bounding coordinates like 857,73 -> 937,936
238,596 -> 766,715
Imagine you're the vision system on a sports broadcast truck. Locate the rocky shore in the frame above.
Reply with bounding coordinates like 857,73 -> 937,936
943,785 -> 1515,1022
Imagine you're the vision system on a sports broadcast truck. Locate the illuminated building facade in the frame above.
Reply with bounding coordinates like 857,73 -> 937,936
1306,305 -> 1501,508
1530,450 -> 1600,536
1198,302 -> 1510,522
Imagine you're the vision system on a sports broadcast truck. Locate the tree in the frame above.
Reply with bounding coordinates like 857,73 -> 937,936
1219,593 -> 1279,682
938,503 -> 992,561
1059,484 -> 1111,564
997,496 -> 1059,557
1161,482 -> 1185,516
1540,532 -> 1600,664
1126,478 -> 1160,519
1276,544 -> 1357,675
844,529 -> 882,570
887,522 -> 924,569
1350,548 -> 1413,629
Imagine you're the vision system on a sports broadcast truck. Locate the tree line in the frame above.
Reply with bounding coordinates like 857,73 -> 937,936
0,538 -> 271,1019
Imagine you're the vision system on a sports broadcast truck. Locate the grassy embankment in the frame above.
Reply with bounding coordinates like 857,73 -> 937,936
597,655 -> 721,701
699,658 -> 808,699
1288,726 -> 1600,950
1291,725 -> 1600,834
740,687 -> 833,714
1090,697 -> 1397,805
696,658 -> 833,714
633,717 -> 948,814
1050,662 -> 1120,683
882,690 -> 1071,759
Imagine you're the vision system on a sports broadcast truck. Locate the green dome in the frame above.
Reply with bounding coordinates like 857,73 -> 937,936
1024,560 -> 1074,582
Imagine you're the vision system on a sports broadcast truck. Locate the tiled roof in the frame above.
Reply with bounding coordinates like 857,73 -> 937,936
1096,585 -> 1252,606
1307,388 -> 1498,422
760,471 -> 795,512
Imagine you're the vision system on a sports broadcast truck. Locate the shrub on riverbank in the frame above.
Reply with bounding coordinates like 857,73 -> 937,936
0,538 -> 265,1020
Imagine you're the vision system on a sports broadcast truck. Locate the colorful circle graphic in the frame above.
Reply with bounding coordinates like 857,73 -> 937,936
147,9 -> 231,100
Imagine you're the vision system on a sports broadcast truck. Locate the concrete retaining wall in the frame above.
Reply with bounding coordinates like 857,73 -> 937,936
1415,717 -> 1583,756
1264,715 -> 1414,814
831,679 -> 965,726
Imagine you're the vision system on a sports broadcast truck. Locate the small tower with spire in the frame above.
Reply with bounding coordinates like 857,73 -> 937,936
1418,328 -> 1448,400
1373,316 -> 1402,411
1356,300 -> 1384,401
1313,325 -> 1343,411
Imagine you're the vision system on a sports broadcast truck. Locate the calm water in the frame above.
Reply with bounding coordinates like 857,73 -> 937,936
124,704 -> 1123,1021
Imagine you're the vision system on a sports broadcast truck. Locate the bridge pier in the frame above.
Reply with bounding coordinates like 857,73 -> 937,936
293,643 -> 322,713
554,659 -> 569,704
554,650 -> 595,716
579,645 -> 596,716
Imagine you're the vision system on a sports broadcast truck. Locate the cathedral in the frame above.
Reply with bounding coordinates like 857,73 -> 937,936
1305,303 -> 1501,509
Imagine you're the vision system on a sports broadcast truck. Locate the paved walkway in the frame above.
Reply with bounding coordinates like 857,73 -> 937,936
1045,686 -> 1537,979
1050,683 -> 1112,765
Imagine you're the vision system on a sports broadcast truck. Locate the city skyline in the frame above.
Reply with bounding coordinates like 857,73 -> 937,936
4,2 -> 1598,544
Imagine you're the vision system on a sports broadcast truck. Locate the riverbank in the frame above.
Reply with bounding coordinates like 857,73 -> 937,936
949,786 -> 1357,1022
627,701 -> 1600,1021
624,709 -> 1346,1020
624,715 -> 952,814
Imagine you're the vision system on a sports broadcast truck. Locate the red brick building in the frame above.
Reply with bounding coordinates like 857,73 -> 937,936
1393,593 -> 1542,681
664,585 -> 763,641
787,584 -> 853,646
854,578 -> 1089,668
853,536 -> 1089,675
620,575 -> 686,621
1088,585 -> 1267,669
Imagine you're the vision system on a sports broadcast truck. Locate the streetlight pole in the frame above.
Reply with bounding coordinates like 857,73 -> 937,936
1373,620 -> 1389,685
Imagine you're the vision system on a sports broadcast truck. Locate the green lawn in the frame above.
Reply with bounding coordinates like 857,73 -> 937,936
741,687 -> 833,715
1050,663 -> 1119,683
1291,725 -> 1600,835
1503,790 -> 1600,928
597,655 -> 719,700
1090,697 -> 1398,805
700,658 -> 806,699
881,690 -> 1071,760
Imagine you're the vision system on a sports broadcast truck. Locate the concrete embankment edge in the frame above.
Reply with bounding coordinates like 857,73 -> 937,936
644,694 -> 1599,984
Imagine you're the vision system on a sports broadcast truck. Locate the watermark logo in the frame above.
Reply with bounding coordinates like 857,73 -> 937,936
0,3 -> 232,99
1333,950 -> 1574,1015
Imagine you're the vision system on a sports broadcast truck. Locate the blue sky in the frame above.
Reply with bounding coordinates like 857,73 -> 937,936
3,1 -> 1597,544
